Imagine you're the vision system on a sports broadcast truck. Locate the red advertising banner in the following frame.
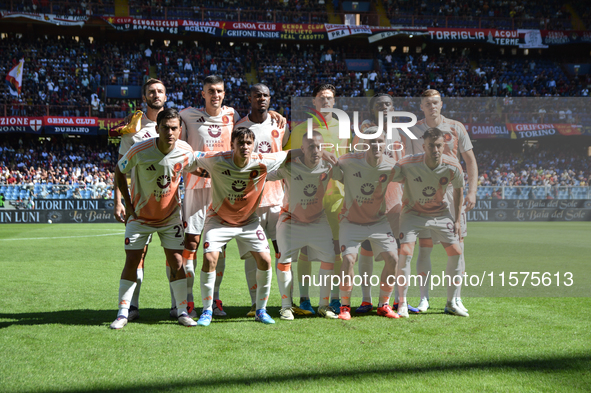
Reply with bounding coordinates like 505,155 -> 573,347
467,123 -> 583,139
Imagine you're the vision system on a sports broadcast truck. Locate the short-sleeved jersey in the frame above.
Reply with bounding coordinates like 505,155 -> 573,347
118,139 -> 194,227
332,153 -> 396,225
402,115 -> 473,158
118,113 -> 157,156
390,153 -> 464,216
180,106 -> 240,189
234,115 -> 290,207
352,119 -> 405,212
191,150 -> 288,227
267,157 -> 334,224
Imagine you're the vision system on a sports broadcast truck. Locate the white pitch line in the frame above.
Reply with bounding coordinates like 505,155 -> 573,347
0,232 -> 125,241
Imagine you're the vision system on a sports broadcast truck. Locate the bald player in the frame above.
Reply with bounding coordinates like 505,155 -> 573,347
286,84 -> 347,314
267,131 -> 339,320
402,89 -> 478,313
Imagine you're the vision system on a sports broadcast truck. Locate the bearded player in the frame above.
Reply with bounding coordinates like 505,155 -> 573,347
179,75 -> 286,318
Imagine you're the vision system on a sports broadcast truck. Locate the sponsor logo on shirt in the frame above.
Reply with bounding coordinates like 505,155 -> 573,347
258,141 -> 271,153
422,186 -> 436,197
360,183 -> 375,196
157,175 -> 171,189
231,180 -> 247,192
303,184 -> 318,197
208,124 -> 222,138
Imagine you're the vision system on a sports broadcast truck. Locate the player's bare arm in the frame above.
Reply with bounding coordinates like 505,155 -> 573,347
113,153 -> 126,223
460,149 -> 478,211
114,166 -> 137,223
453,187 -> 464,239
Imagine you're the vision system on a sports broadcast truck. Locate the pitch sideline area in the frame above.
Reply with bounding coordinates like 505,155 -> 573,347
0,222 -> 589,392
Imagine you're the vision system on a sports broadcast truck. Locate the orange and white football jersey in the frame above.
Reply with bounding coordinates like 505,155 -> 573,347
332,153 -> 397,225
390,153 -> 464,216
267,157 -> 334,224
353,119 -> 405,213
118,113 -> 157,156
180,106 -> 240,189
191,150 -> 288,227
402,115 -> 473,158
118,139 -> 194,227
234,115 -> 289,207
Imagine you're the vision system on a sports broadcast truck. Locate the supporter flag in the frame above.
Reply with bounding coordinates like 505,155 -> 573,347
5,58 -> 24,96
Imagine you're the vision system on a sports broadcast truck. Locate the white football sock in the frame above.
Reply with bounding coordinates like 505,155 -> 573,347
214,253 -> 225,300
244,256 -> 257,305
170,278 -> 188,315
358,252 -> 373,303
130,268 -> 143,308
318,267 -> 332,307
276,264 -> 292,309
256,268 -> 272,310
200,270 -> 215,311
117,279 -> 136,318
166,265 -> 176,308
417,246 -> 433,300
397,254 -> 413,304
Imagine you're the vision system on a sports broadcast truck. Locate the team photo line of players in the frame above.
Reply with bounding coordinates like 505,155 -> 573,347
109,75 -> 478,329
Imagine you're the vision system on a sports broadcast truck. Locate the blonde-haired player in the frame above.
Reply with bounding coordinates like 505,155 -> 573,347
402,89 -> 478,313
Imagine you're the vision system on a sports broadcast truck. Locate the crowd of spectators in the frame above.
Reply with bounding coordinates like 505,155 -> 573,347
474,144 -> 590,188
0,135 -> 117,200
1,34 -> 591,121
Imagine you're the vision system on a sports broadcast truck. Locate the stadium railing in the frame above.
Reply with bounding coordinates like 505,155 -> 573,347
474,185 -> 591,200
1,184 -> 589,203
0,183 -> 114,202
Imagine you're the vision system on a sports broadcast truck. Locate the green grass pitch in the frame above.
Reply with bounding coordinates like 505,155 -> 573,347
0,222 -> 590,392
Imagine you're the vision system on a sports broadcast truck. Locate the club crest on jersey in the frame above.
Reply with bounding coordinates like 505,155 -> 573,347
173,163 -> 182,173
303,184 -> 318,197
125,237 -> 130,245
422,186 -> 436,197
258,141 -> 271,153
320,173 -> 328,181
439,177 -> 449,185
250,170 -> 259,178
183,221 -> 187,228
271,130 -> 279,138
204,242 -> 210,248
231,180 -> 247,192
360,183 -> 375,196
208,124 -> 222,138
379,174 -> 388,183
222,115 -> 229,124
341,245 -> 346,252
157,175 -> 171,189
444,133 -> 452,142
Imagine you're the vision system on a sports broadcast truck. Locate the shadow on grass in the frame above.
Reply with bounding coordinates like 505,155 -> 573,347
0,306 -> 266,328
0,304 -> 454,328
23,354 -> 591,392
